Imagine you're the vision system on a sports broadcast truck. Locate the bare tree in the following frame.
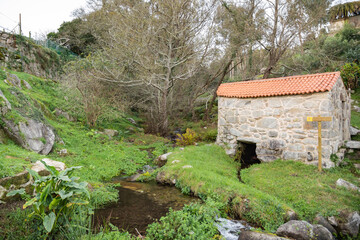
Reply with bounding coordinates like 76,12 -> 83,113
82,0 -> 217,134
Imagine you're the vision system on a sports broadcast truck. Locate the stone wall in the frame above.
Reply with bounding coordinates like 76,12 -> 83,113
216,78 -> 351,168
329,15 -> 360,33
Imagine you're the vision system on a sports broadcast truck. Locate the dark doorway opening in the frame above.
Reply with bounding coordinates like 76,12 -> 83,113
235,141 -> 260,169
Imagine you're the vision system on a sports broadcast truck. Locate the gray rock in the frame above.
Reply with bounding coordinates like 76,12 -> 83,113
57,149 -> 68,156
128,173 -> 142,182
18,119 -> 55,155
327,216 -> 338,227
238,231 -> 289,240
257,117 -> 279,129
284,210 -> 298,221
336,178 -> 360,192
104,129 -> 119,138
350,126 -> 360,136
54,108 -> 75,122
182,165 -> 193,169
313,214 -> 337,235
338,211 -> 360,237
0,185 -> 6,199
7,73 -> 22,89
354,105 -> 360,113
2,117 -> 55,155
345,141 -> 360,149
312,224 -> 334,240
269,139 -> 285,150
354,163 -> 360,170
0,89 -> 11,114
172,160 -> 180,164
156,171 -> 176,186
31,158 -> 66,175
0,171 -> 30,188
154,152 -> 173,167
276,220 -> 314,240
127,118 -> 136,124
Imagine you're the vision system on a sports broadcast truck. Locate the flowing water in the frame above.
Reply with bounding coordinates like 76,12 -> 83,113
93,180 -> 196,235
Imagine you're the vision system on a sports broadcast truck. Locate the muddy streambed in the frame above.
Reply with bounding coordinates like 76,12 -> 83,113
93,180 -> 197,235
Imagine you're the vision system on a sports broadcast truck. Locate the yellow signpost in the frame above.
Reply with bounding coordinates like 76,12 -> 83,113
307,116 -> 332,172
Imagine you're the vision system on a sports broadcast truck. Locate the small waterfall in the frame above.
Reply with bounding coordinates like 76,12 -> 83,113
215,218 -> 252,240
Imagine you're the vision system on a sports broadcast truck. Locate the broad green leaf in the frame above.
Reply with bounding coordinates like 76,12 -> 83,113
69,199 -> 89,205
40,184 -> 51,203
26,168 -> 41,180
40,160 -> 58,176
49,198 -> 61,210
58,190 -> 73,200
58,175 -> 71,182
60,166 -> 82,176
6,188 -> 25,197
23,198 -> 37,209
43,212 -> 56,233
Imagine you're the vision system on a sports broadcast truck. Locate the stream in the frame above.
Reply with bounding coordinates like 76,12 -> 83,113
93,180 -> 196,235
93,179 -> 252,239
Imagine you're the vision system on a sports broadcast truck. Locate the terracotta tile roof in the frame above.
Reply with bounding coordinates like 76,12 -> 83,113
217,72 -> 341,98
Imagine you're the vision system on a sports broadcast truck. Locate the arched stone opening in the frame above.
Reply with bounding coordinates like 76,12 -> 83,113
235,141 -> 260,169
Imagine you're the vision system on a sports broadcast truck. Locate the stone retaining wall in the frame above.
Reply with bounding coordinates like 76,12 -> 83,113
217,78 -> 351,168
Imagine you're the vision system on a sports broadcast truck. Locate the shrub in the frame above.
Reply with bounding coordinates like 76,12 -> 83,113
202,128 -> 217,142
146,203 -> 220,240
23,161 -> 90,236
341,62 -> 360,89
176,128 -> 197,146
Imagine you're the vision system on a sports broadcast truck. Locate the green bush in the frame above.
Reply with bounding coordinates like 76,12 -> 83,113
202,128 -> 217,142
23,161 -> 90,236
176,128 -> 198,146
146,203 -> 221,240
341,62 -> 360,89
0,69 -> 6,80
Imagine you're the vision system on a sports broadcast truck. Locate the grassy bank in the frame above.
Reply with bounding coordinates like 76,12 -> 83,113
159,144 -> 291,231
159,144 -> 360,232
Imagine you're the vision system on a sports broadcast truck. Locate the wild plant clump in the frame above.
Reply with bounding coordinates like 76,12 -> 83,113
176,128 -> 198,146
23,160 -> 91,237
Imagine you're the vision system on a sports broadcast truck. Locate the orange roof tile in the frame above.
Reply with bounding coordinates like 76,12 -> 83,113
217,72 -> 341,98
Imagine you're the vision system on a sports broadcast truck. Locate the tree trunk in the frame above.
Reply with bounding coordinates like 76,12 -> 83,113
204,58 -> 234,122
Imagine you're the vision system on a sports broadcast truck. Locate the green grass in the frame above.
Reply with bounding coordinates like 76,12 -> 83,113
160,145 -> 360,232
160,144 -> 290,232
241,160 -> 360,220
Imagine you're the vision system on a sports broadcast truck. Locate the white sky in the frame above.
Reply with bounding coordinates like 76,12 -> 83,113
0,0 -> 88,39
330,0 -> 358,7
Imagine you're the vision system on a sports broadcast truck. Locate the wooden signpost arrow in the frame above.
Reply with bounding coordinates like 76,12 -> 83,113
307,116 -> 332,172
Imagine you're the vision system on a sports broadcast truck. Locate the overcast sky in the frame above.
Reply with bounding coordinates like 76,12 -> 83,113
0,0 -> 87,39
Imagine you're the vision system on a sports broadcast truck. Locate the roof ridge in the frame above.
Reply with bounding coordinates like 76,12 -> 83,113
217,71 -> 341,98
221,71 -> 340,85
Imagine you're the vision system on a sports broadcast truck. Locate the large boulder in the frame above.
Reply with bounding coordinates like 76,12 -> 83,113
345,141 -> 360,149
6,73 -> 31,90
154,152 -> 173,167
338,211 -> 360,238
0,159 -> 66,201
3,118 -> 55,155
238,231 -> 289,240
31,158 -> 66,175
350,126 -> 360,136
276,220 -> 334,240
336,178 -> 360,192
313,214 -> 337,235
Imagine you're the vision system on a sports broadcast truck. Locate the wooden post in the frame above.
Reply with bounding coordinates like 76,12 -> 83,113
307,116 -> 332,172
318,119 -> 322,171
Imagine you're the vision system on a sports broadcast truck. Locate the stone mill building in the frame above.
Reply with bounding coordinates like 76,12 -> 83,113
216,72 -> 351,168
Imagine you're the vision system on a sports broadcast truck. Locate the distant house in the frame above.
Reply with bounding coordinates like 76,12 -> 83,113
216,72 -> 351,168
